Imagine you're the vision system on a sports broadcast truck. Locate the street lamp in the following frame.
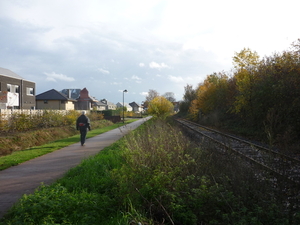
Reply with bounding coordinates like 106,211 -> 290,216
123,89 -> 128,123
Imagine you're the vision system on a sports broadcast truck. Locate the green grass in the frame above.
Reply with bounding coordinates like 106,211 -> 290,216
0,140 -> 127,225
0,119 -> 137,171
0,118 -> 298,225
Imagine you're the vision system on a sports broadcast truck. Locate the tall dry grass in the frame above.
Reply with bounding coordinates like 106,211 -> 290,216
0,110 -> 108,156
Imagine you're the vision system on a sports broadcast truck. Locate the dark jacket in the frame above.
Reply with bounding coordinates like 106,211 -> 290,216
76,114 -> 91,130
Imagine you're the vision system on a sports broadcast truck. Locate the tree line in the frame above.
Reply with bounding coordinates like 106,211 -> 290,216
179,39 -> 300,150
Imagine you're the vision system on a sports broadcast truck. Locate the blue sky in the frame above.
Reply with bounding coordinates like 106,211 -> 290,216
1,0 -> 299,104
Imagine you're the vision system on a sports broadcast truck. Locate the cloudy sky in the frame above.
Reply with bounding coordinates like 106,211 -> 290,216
1,0 -> 299,104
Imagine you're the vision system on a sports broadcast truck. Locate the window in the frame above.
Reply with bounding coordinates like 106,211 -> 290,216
15,85 -> 20,93
27,87 -> 34,95
44,100 -> 48,104
7,84 -> 11,92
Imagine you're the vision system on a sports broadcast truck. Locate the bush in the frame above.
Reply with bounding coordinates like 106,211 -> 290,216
4,184 -> 101,225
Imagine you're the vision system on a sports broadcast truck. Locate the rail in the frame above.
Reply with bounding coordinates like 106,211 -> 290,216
176,118 -> 300,186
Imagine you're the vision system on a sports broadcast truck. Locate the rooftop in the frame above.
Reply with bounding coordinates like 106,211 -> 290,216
0,67 -> 23,79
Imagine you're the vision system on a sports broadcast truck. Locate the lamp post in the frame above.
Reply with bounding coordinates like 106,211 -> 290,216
123,89 -> 128,123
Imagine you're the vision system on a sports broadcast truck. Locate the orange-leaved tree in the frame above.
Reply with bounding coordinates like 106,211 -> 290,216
148,96 -> 174,119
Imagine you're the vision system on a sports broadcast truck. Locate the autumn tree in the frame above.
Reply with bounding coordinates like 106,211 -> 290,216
233,47 -> 260,70
182,40 -> 300,146
189,72 -> 231,124
146,89 -> 160,102
232,48 -> 260,120
148,96 -> 174,119
144,89 -> 160,108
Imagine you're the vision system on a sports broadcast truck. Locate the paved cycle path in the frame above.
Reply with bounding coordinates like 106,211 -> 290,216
0,117 -> 151,218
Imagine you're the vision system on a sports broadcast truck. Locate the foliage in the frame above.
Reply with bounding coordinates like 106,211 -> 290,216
0,119 -> 297,224
0,126 -> 77,158
188,72 -> 233,125
162,91 -> 176,102
232,47 -> 260,70
3,184 -> 100,225
125,111 -> 142,118
0,110 -> 79,133
183,40 -> 300,148
98,110 -> 120,117
145,89 -> 160,103
144,89 -> 160,109
147,96 -> 174,119
179,84 -> 197,114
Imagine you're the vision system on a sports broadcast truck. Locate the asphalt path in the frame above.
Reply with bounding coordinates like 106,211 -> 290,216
0,117 -> 151,218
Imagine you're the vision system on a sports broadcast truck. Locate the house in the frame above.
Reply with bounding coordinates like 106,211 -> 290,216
36,89 -> 76,110
61,88 -> 99,110
129,102 -> 142,112
93,100 -> 106,111
60,89 -> 81,99
0,67 -> 36,109
76,88 -> 96,110
116,102 -> 132,111
100,99 -> 117,110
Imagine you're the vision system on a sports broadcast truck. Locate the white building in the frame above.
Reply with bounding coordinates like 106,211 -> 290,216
116,102 -> 132,111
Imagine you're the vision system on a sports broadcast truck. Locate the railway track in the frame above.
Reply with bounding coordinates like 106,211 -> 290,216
176,118 -> 300,187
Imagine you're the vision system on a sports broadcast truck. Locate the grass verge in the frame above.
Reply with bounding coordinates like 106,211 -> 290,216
1,118 -> 299,224
0,119 -> 137,171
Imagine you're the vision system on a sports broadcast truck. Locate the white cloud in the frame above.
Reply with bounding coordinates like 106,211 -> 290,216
168,75 -> 184,83
1,0 -> 299,104
98,68 -> 110,74
140,92 -> 148,96
131,75 -> 142,83
131,75 -> 141,80
44,72 -> 75,82
149,61 -> 170,69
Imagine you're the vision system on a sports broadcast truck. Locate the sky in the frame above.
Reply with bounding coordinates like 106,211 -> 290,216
1,0 -> 299,104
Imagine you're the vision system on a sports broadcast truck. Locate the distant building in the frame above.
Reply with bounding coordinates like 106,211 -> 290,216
60,89 -> 81,99
116,102 -> 132,111
100,99 -> 117,110
129,102 -> 142,112
76,88 -> 96,110
0,67 -> 36,109
93,100 -> 106,111
36,89 -> 76,110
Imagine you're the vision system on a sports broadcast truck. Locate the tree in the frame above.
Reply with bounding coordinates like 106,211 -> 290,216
144,89 -> 160,109
162,92 -> 176,102
179,84 -> 197,114
232,48 -> 260,118
233,47 -> 260,70
148,96 -> 174,119
291,38 -> 300,55
145,89 -> 160,102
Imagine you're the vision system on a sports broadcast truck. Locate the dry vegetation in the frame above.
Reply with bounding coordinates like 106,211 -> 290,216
0,110 -> 108,157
